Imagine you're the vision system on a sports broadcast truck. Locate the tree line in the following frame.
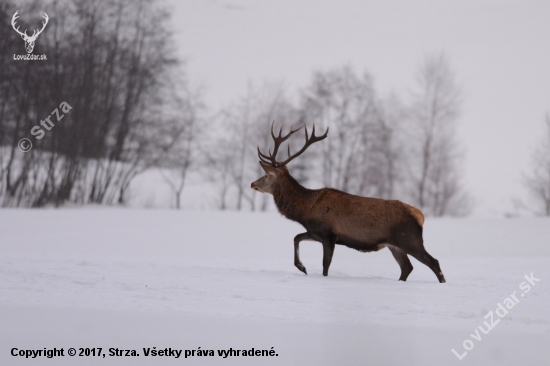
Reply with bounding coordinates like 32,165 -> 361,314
4,0 -> 547,216
205,56 -> 472,216
1,0 -> 187,207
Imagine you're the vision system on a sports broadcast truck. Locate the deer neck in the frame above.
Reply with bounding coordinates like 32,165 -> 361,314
272,173 -> 312,222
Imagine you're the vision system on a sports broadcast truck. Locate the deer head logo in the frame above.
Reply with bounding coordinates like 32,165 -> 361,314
12,11 -> 49,54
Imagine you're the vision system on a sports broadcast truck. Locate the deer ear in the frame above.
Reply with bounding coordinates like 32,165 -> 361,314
259,161 -> 277,174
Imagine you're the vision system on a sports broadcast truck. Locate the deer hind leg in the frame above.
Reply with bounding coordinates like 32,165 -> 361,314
388,245 -> 414,281
321,234 -> 337,277
408,247 -> 446,283
294,232 -> 315,275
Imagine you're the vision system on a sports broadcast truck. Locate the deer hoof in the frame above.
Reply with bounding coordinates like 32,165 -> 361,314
296,264 -> 307,275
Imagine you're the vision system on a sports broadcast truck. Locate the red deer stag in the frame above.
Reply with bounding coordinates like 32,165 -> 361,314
251,122 -> 446,283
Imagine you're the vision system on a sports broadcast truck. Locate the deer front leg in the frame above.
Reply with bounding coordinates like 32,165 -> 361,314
294,232 -> 314,275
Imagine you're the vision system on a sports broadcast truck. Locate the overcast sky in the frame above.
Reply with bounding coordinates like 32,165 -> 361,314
166,0 -> 550,216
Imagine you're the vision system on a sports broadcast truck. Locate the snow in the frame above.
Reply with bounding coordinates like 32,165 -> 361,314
1,209 -> 549,365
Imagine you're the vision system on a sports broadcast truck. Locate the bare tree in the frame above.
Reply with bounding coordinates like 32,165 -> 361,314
406,54 -> 471,216
523,114 -> 550,215
158,83 -> 205,209
299,65 -> 398,198
208,82 -> 299,211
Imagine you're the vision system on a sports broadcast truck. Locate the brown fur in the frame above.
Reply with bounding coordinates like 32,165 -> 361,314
403,203 -> 425,227
272,172 -> 420,248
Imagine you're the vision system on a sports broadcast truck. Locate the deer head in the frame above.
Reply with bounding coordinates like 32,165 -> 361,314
251,122 -> 328,194
12,11 -> 49,54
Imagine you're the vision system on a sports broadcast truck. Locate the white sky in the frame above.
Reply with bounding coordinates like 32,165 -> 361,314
166,0 -> 550,216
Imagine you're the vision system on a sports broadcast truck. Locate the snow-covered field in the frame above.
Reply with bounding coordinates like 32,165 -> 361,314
1,209 -> 549,365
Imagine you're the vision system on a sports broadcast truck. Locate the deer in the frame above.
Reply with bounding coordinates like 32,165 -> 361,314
251,122 -> 446,283
12,11 -> 49,54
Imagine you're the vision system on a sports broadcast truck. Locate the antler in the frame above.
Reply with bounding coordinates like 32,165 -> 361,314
11,11 -> 48,40
11,11 -> 28,38
29,13 -> 48,40
258,121 -> 304,166
257,121 -> 329,167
